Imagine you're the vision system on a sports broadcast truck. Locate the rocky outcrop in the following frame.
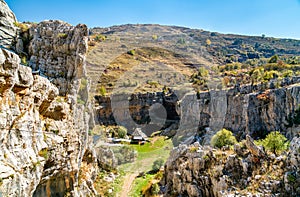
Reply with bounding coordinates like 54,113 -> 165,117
95,80 -> 300,145
0,0 -> 17,49
284,137 -> 300,195
28,20 -> 88,96
0,17 -> 97,196
162,140 -> 299,197
94,92 -> 179,136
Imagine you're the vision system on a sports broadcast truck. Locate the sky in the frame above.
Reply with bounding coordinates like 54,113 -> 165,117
5,0 -> 300,39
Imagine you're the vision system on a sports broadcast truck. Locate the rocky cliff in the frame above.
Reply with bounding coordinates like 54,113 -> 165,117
162,136 -> 300,196
0,1 -> 98,195
0,0 -> 17,49
94,79 -> 300,144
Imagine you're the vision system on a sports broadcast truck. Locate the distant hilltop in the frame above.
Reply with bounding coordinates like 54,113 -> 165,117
91,23 -> 300,65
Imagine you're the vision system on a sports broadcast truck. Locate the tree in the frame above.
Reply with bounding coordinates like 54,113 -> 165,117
256,131 -> 289,155
268,54 -> 279,63
152,158 -> 164,172
117,126 -> 127,138
210,129 -> 237,148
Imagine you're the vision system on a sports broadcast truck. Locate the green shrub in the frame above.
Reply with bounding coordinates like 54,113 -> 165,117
117,126 -> 127,138
152,158 -> 164,172
21,56 -> 28,66
38,148 -> 49,160
263,70 -> 280,81
250,68 -> 264,84
127,49 -> 135,55
152,34 -> 158,40
269,54 -> 279,63
210,129 -> 237,148
151,183 -> 160,195
13,22 -> 29,32
80,78 -> 88,91
77,96 -> 85,105
255,131 -> 289,155
177,38 -> 186,45
57,33 -> 68,39
198,67 -> 209,77
94,34 -> 106,42
99,86 -> 106,96
147,80 -> 159,88
282,70 -> 294,78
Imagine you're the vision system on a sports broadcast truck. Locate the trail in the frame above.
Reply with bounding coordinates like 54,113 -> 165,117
119,173 -> 138,197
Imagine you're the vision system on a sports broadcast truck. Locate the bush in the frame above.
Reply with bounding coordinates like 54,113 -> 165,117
117,126 -> 127,138
151,183 -> 160,195
255,131 -> 289,155
152,158 -> 164,172
127,49 -> 135,55
210,129 -> 237,148
269,55 -> 279,63
38,148 -> 49,160
99,86 -> 106,96
198,67 -> 209,77
57,33 -> 68,39
94,34 -> 106,42
152,34 -> 158,40
80,78 -> 88,91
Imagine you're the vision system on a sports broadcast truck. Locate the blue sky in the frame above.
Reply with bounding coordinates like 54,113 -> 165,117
5,0 -> 300,39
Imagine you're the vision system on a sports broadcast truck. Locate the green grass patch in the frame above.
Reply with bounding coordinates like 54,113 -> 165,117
129,174 -> 155,197
119,136 -> 172,174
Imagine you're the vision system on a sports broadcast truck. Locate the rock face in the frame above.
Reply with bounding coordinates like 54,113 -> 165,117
284,137 -> 300,195
95,80 -> 300,145
0,0 -> 18,48
28,20 -> 88,96
0,19 -> 97,197
162,139 -> 299,197
94,92 -> 179,136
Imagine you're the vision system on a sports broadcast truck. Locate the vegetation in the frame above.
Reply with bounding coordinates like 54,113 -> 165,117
211,129 -> 238,148
99,86 -> 107,96
117,126 -> 128,138
94,34 -> 106,42
57,33 -> 68,39
268,54 -> 279,63
13,22 -> 29,32
77,96 -> 85,105
38,148 -> 49,160
152,34 -> 158,40
80,78 -> 88,91
127,49 -> 136,55
206,39 -> 212,46
177,38 -> 186,45
255,131 -> 289,155
152,158 -> 164,172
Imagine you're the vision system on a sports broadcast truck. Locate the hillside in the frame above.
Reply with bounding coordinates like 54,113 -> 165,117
87,24 -> 300,96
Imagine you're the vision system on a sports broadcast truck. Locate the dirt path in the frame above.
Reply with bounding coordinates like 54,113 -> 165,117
119,173 -> 138,197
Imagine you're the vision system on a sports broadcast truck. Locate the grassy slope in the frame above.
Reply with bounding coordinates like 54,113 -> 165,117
115,137 -> 173,197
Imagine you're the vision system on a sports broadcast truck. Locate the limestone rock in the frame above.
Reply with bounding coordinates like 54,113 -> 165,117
0,0 -> 18,48
28,20 -> 88,95
0,18 -> 97,196
245,135 -> 266,158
